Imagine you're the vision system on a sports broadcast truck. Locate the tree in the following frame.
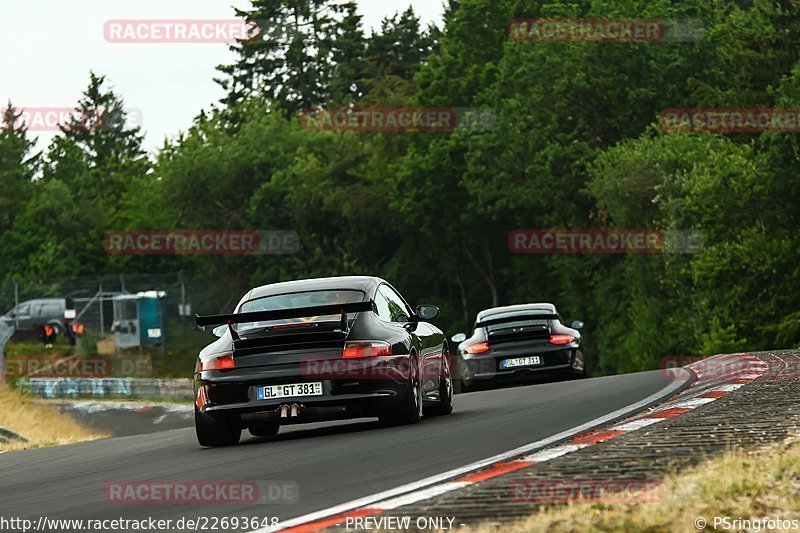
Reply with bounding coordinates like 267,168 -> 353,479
328,2 -> 367,105
0,103 -> 39,279
364,8 -> 437,82
216,0 -> 358,116
5,73 -> 152,278
0,103 -> 38,235
59,71 -> 145,169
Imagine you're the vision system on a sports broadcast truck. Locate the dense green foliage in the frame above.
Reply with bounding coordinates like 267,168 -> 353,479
2,0 -> 800,374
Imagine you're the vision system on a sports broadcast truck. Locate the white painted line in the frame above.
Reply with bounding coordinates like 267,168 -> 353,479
671,397 -> 715,409
715,383 -> 745,392
516,444 -> 588,463
254,368 -> 690,532
609,418 -> 661,431
373,482 -> 470,510
737,373 -> 763,380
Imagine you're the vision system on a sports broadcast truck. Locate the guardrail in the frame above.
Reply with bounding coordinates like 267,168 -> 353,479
0,324 -> 30,445
0,426 -> 29,444
16,377 -> 193,400
0,321 -> 14,379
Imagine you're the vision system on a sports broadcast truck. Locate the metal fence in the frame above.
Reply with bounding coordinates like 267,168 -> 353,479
0,273 -> 198,339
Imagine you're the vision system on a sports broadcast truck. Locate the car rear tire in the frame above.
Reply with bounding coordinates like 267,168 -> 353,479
457,353 -> 476,393
574,350 -> 588,378
249,422 -> 280,437
379,356 -> 423,426
425,348 -> 453,416
195,406 -> 241,447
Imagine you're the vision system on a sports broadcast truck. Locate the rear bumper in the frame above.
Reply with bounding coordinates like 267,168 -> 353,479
195,356 -> 412,423
462,346 -> 583,380
203,388 -> 407,426
473,363 -> 574,379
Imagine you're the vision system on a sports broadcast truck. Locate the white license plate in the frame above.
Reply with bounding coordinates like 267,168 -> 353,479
257,382 -> 323,400
501,356 -> 542,369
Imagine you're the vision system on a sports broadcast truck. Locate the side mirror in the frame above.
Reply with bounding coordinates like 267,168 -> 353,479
416,305 -> 440,321
571,320 -> 585,331
451,332 -> 467,343
212,325 -> 227,338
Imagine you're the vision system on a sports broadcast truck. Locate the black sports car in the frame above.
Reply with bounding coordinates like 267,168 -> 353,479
193,276 -> 453,446
451,303 -> 585,391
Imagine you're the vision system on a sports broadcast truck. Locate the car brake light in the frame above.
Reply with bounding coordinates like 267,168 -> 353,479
200,353 -> 235,371
273,323 -> 314,330
464,342 -> 489,354
343,341 -> 392,359
550,334 -> 575,345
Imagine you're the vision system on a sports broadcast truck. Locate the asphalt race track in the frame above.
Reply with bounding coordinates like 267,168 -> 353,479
0,371 -> 678,527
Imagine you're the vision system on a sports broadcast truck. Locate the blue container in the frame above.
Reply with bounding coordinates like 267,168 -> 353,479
137,292 -> 166,345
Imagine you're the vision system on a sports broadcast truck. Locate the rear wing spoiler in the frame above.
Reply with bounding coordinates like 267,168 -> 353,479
476,313 -> 557,328
195,301 -> 374,330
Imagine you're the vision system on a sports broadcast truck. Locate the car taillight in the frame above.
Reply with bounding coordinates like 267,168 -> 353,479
200,353 -> 235,371
343,341 -> 392,359
550,334 -> 575,345
464,342 -> 490,354
272,323 -> 314,330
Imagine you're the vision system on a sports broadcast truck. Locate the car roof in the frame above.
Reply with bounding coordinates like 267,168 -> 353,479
477,303 -> 557,321
245,276 -> 384,302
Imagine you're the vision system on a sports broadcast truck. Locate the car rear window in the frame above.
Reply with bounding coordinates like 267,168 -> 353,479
237,290 -> 366,331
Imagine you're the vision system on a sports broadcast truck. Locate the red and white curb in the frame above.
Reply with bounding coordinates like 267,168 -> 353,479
257,354 -> 766,533
564,354 -> 767,447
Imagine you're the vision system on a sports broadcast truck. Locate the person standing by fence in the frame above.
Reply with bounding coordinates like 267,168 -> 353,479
39,324 -> 56,348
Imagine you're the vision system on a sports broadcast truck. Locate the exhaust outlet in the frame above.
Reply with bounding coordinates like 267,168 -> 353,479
279,404 -> 290,418
290,404 -> 301,417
